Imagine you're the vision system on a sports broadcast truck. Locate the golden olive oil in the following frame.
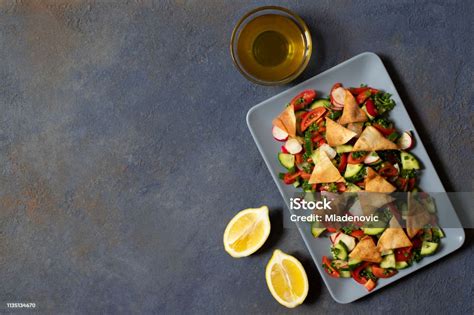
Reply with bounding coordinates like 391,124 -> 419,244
236,14 -> 306,82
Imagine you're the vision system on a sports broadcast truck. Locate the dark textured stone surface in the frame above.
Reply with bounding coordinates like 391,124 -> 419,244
0,0 -> 472,313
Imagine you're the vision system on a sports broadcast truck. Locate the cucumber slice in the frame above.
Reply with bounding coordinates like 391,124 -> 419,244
401,151 -> 420,170
362,227 -> 386,235
336,145 -> 353,153
311,222 -> 326,238
310,99 -> 331,109
395,261 -> 409,269
348,257 -> 362,269
432,227 -> 445,238
380,253 -> 396,269
381,249 -> 394,256
420,241 -> 438,256
331,241 -> 348,261
344,163 -> 363,179
339,270 -> 352,278
278,153 -> 295,170
292,181 -> 301,188
346,183 -> 362,192
311,150 -> 320,164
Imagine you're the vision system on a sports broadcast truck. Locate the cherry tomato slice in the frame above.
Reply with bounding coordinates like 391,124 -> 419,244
336,182 -> 347,192
378,163 -> 399,177
322,256 -> 340,278
350,229 -> 365,239
295,153 -> 303,165
349,87 -> 369,95
373,123 -> 395,136
365,99 -> 378,116
356,90 -> 371,104
300,171 -> 311,180
311,133 -> 324,143
283,171 -> 301,185
348,152 -> 368,164
372,266 -> 397,278
290,90 -> 317,111
351,262 -> 370,284
394,247 -> 412,262
338,153 -> 348,173
301,108 -> 327,132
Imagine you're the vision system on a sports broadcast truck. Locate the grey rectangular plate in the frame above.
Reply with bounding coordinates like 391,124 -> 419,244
246,52 -> 465,303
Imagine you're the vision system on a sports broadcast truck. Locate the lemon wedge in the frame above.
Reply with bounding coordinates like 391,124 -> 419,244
223,206 -> 271,258
265,249 -> 309,308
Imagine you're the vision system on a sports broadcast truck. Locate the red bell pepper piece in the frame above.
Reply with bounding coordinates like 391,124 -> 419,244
364,279 -> 376,292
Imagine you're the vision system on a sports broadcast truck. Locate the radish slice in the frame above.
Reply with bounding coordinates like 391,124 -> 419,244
272,126 -> 289,141
394,163 -> 400,173
330,232 -> 341,244
364,152 -> 381,165
330,87 -> 346,107
331,105 -> 343,111
284,138 -> 302,154
319,144 -> 337,159
281,145 -> 289,153
397,131 -> 414,150
334,233 -> 356,251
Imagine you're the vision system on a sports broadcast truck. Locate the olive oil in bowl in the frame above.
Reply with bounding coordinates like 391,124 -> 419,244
231,7 -> 312,85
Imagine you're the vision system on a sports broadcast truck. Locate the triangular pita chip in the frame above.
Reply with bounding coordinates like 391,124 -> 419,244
339,90 -> 368,124
347,122 -> 364,137
377,217 -> 413,251
325,118 -> 357,146
389,216 -> 402,228
308,150 -> 344,184
349,236 -> 382,263
353,126 -> 398,151
358,192 -> 395,215
272,105 -> 296,138
406,196 -> 432,238
364,167 -> 396,193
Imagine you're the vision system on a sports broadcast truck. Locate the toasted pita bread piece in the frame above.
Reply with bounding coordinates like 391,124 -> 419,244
347,122 -> 364,137
406,197 -> 432,238
358,192 -> 395,215
377,217 -> 413,251
364,167 -> 396,193
353,126 -> 398,151
339,90 -> 368,124
325,118 -> 357,146
272,105 -> 296,138
349,236 -> 382,263
308,150 -> 345,184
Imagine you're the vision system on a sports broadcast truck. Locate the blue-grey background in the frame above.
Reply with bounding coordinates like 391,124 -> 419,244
0,0 -> 472,313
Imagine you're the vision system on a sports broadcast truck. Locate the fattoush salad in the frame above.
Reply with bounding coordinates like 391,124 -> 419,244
271,84 -> 444,291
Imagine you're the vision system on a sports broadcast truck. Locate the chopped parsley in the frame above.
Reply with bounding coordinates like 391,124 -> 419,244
400,169 -> 416,178
341,225 -> 355,235
373,117 -> 392,128
351,151 -> 368,159
328,110 -> 342,120
411,249 -> 423,263
373,92 -> 396,114
360,269 -> 377,281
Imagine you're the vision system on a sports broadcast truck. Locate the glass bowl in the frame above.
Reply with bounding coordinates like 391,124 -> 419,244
230,6 -> 312,85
